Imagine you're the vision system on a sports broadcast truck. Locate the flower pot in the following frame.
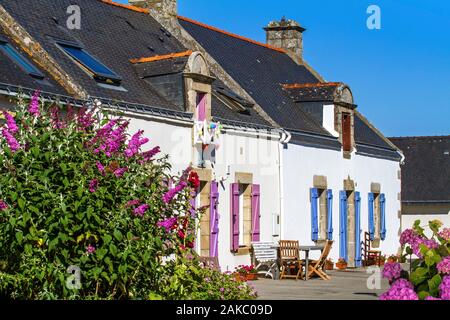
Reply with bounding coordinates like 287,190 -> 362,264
233,273 -> 245,282
336,263 -> 347,270
245,273 -> 258,281
325,261 -> 334,270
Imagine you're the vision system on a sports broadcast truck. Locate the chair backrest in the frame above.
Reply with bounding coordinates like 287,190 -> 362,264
363,232 -> 371,259
251,242 -> 278,263
314,240 -> 334,268
279,240 -> 300,260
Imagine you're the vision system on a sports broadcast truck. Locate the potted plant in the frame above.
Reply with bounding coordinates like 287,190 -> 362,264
335,258 -> 347,270
387,254 -> 398,263
234,265 -> 258,281
325,258 -> 334,270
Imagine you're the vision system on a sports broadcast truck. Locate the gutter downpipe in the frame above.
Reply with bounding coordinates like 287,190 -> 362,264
277,129 -> 291,241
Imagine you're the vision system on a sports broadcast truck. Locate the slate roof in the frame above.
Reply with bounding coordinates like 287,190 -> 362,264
179,16 -> 400,159
389,136 -> 450,202
0,0 -> 271,128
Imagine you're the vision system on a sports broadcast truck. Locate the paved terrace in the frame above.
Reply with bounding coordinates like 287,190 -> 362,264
250,269 -> 390,300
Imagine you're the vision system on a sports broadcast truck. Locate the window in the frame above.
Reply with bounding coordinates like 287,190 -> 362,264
342,112 -> 352,152
57,42 -> 121,85
311,188 -> 333,242
0,39 -> 45,79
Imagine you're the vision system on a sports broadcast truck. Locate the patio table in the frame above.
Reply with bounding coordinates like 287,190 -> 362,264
299,245 -> 324,281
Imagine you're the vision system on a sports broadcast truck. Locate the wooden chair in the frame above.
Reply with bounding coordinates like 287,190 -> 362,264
251,242 -> 279,279
279,240 -> 303,280
362,232 -> 382,267
304,240 -> 333,280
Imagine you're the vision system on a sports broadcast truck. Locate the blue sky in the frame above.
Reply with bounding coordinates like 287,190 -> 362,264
119,0 -> 450,137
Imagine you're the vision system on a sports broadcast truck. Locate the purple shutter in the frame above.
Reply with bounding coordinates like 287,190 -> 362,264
251,184 -> 261,242
210,181 -> 219,257
230,183 -> 240,252
197,93 -> 206,121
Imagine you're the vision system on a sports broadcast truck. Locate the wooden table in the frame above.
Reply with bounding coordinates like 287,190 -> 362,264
299,245 -> 324,281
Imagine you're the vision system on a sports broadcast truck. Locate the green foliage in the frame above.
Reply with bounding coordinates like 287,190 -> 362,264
0,94 -> 201,299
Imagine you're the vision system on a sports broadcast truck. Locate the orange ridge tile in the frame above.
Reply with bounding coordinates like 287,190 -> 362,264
177,16 -> 287,54
100,0 -> 150,14
130,50 -> 193,64
282,82 -> 342,89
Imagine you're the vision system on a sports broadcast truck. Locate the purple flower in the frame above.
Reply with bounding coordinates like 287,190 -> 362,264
91,120 -> 128,157
157,217 -> 178,232
28,90 -> 40,116
425,296 -> 442,300
439,228 -> 450,241
126,199 -> 141,208
162,181 -> 187,203
220,287 -> 224,293
437,257 -> 450,275
140,146 -> 161,163
439,275 -> 450,300
2,128 -> 20,152
382,262 -> 402,281
3,111 -> 18,133
86,245 -> 96,254
114,167 -> 128,178
0,200 -> 8,211
89,179 -> 98,193
134,204 -> 149,217
96,161 -> 105,175
380,279 -> 418,300
125,130 -> 149,158
77,108 -> 95,130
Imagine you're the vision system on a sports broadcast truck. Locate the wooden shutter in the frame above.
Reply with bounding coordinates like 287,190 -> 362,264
355,192 -> 362,267
251,184 -> 261,242
210,181 -> 219,257
196,93 -> 207,121
342,113 -> 351,152
368,193 -> 375,241
230,183 -> 240,252
310,188 -> 319,241
380,193 -> 386,240
339,191 -> 348,261
326,189 -> 333,240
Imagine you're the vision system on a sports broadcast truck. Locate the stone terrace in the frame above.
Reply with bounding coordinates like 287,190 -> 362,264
250,269 -> 390,300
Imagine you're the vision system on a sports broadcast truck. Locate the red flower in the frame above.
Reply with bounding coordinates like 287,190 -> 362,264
188,171 -> 200,190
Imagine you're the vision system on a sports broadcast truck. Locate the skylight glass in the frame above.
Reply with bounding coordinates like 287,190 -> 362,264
58,42 -> 121,84
0,40 -> 45,79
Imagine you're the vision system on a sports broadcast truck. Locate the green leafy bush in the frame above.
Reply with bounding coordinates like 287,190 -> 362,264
0,93 -> 197,299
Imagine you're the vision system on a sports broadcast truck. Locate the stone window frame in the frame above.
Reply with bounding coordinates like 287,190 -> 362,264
371,183 -> 382,248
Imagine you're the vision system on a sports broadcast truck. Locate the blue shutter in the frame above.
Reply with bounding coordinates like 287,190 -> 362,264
310,188 -> 319,241
326,189 -> 333,240
368,193 -> 375,241
355,192 -> 362,267
339,191 -> 348,261
380,193 -> 386,240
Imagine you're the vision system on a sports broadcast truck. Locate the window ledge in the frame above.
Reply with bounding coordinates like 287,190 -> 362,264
234,246 -> 251,256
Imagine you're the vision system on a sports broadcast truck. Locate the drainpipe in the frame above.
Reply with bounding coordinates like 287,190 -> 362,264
277,129 -> 291,240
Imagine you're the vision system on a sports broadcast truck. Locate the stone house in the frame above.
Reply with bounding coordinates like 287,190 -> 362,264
389,136 -> 450,231
0,0 -> 403,269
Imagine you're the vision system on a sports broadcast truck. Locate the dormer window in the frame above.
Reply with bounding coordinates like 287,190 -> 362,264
57,41 -> 122,86
0,39 -> 45,79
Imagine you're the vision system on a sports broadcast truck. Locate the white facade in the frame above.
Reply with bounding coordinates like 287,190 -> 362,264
282,142 -> 402,263
402,213 -> 450,232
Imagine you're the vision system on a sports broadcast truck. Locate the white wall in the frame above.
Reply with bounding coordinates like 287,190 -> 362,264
283,143 -> 402,263
402,213 -> 450,232
129,114 -> 281,271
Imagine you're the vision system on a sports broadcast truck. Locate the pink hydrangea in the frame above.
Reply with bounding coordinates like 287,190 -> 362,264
439,275 -> 450,300
438,228 -> 450,241
2,128 -> 20,152
382,262 -> 402,281
162,181 -> 187,204
400,229 -> 416,246
3,111 -> 18,133
437,257 -> 450,275
28,90 -> 40,116
157,217 -> 178,232
89,179 -> 98,193
380,279 -> 418,300
134,204 -> 149,217
0,200 -> 8,211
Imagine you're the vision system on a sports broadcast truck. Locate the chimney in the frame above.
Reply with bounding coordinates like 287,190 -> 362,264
129,0 -> 177,30
264,17 -> 306,64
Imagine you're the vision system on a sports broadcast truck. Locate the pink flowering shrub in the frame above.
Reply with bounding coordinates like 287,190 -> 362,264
380,219 -> 450,300
0,93 -> 209,299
